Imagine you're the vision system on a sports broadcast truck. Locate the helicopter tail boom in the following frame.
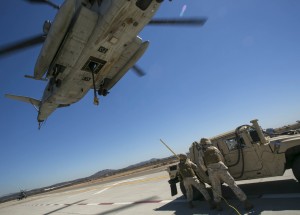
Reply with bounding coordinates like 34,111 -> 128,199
5,94 -> 40,107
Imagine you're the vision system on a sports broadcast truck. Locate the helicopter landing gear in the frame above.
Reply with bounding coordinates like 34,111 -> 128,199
48,64 -> 63,91
98,78 -> 110,96
98,88 -> 109,96
47,78 -> 62,91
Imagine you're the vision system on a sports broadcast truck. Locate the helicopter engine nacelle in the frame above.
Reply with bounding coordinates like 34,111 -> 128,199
103,38 -> 149,91
34,0 -> 76,80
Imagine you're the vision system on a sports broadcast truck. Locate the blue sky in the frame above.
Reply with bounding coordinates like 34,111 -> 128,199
0,0 -> 299,196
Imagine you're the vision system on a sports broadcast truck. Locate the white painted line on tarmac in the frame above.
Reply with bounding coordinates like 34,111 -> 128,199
160,200 -> 172,203
93,187 -> 110,195
87,203 -> 98,206
28,199 -> 188,207
93,177 -> 145,195
25,192 -> 300,208
111,177 -> 146,186
114,202 -> 134,205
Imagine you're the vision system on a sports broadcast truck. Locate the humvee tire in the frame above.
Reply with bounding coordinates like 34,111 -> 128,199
292,156 -> 300,182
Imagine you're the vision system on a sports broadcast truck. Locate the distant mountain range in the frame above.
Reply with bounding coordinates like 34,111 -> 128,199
90,169 -> 117,178
90,158 -> 164,178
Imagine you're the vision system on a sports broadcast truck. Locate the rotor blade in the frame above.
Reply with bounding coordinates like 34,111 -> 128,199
132,65 -> 145,77
148,17 -> 207,26
25,0 -> 60,10
0,34 -> 46,57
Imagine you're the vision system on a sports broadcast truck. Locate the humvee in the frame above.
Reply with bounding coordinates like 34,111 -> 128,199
167,119 -> 300,198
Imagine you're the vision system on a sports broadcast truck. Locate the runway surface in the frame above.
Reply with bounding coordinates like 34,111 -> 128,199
0,167 -> 299,215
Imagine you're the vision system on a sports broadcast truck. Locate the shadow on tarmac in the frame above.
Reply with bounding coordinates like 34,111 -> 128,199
95,196 -> 159,215
43,199 -> 86,215
217,178 -> 300,199
155,179 -> 300,215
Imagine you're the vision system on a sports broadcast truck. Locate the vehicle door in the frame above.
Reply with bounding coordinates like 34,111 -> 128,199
217,134 -> 263,178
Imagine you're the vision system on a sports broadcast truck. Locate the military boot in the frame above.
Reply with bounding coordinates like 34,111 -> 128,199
208,200 -> 216,210
243,199 -> 254,211
216,202 -> 223,211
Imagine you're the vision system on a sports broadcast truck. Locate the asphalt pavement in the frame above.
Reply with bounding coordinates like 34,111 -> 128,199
0,168 -> 299,215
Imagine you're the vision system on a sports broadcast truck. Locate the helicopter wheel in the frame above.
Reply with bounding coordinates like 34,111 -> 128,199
102,89 -> 109,96
98,88 -> 109,96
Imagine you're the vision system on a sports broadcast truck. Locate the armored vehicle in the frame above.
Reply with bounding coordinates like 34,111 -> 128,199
167,119 -> 300,198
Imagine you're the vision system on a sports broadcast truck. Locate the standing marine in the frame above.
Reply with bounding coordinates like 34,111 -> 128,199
198,138 -> 254,211
177,153 -> 215,209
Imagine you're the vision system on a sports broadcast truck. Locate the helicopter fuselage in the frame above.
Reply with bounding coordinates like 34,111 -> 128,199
35,0 -> 161,122
4,0 -> 205,126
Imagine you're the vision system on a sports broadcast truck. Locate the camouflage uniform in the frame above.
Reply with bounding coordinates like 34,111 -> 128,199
200,138 -> 253,210
177,154 -> 214,208
207,160 -> 247,202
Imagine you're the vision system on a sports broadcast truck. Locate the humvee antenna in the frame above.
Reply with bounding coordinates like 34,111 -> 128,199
159,139 -> 180,160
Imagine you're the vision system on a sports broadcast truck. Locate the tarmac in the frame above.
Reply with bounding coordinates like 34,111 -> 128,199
0,167 -> 299,215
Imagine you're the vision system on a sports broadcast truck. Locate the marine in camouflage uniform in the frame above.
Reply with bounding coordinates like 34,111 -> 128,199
177,154 -> 215,209
199,138 -> 253,211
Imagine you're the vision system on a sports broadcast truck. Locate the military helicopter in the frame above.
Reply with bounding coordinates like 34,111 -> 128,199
17,190 -> 27,200
0,0 -> 207,128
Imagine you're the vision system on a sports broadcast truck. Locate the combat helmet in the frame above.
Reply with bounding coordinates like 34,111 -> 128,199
178,154 -> 187,160
200,138 -> 212,145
